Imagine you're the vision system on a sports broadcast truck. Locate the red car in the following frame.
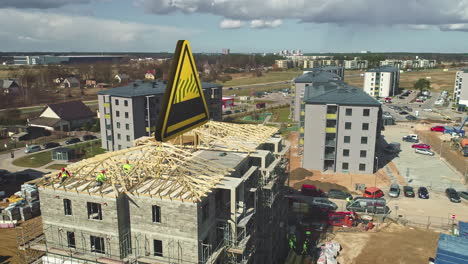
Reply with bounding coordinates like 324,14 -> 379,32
431,126 -> 445,132
363,187 -> 384,198
416,99 -> 424,103
412,143 -> 431,149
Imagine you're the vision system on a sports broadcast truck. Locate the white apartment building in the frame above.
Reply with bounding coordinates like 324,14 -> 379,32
275,60 -> 292,69
363,67 -> 400,98
344,59 -> 368,70
454,69 -> 468,106
380,59 -> 437,69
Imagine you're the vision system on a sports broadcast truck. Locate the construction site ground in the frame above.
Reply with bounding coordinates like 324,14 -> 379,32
331,223 -> 439,264
0,216 -> 43,264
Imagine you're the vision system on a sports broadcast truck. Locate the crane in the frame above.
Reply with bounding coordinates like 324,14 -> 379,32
454,116 -> 468,137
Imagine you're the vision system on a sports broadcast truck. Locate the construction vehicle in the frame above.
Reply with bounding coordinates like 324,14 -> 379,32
444,116 -> 468,137
451,137 -> 468,157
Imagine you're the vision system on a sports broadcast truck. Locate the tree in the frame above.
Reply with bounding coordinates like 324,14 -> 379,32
413,78 -> 431,94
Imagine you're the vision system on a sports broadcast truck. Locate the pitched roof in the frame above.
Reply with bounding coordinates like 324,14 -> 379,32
305,84 -> 381,107
44,100 -> 95,121
97,80 -> 222,98
0,79 -> 20,89
64,77 -> 80,84
29,117 -> 61,127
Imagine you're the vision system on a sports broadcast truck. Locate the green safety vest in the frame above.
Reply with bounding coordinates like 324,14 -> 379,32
96,173 -> 106,182
123,163 -> 131,171
61,172 -> 68,178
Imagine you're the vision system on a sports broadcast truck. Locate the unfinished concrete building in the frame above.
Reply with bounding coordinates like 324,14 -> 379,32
31,122 -> 290,264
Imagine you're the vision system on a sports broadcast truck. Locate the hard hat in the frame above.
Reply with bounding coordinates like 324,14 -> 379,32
61,168 -> 65,171
101,170 -> 106,173
126,160 -> 129,164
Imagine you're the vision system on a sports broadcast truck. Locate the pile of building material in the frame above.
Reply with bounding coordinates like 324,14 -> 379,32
317,241 -> 341,264
1,183 -> 40,222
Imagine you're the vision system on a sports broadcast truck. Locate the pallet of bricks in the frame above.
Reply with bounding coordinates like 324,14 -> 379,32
316,241 -> 341,264
2,184 -> 40,222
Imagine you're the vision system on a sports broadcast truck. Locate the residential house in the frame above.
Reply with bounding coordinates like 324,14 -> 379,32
28,100 -> 95,131
0,79 -> 21,95
61,77 -> 80,89
114,74 -> 129,83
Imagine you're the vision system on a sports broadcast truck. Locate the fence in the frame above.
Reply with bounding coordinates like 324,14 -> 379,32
389,214 -> 454,231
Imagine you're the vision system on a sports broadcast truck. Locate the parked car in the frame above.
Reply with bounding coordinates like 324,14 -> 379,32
399,111 -> 409,115
431,126 -> 445,132
416,99 -> 425,103
83,135 -> 97,141
346,197 -> 389,214
402,135 -> 419,143
415,148 -> 435,156
459,191 -> 468,201
402,106 -> 413,112
224,111 -> 232,115
406,115 -> 417,121
301,184 -> 325,197
403,186 -> 415,197
65,138 -> 81,145
446,188 -> 461,203
398,96 -> 405,99
388,184 -> 400,198
24,145 -> 41,154
363,187 -> 384,198
418,187 -> 429,199
327,189 -> 352,200
412,143 -> 430,149
43,142 -> 60,149
234,109 -> 241,113
423,108 -> 433,112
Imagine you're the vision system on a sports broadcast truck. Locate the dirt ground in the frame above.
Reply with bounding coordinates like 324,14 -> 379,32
0,216 -> 43,264
287,132 -> 394,194
333,224 -> 439,264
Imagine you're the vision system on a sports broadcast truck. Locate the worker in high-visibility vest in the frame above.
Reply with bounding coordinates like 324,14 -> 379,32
302,239 -> 309,255
288,235 -> 296,250
123,160 -> 131,173
57,168 -> 70,183
346,196 -> 352,204
96,170 -> 107,186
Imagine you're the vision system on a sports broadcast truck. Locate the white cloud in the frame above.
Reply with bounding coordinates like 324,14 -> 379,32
1,0 -> 105,9
440,24 -> 468,32
138,0 -> 468,30
0,8 -> 201,51
219,19 -> 243,29
250,19 -> 282,29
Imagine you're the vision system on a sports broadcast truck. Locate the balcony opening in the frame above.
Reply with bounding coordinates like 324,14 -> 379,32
325,133 -> 336,147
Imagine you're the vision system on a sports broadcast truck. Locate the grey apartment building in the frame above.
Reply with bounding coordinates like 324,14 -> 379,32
302,84 -> 382,174
291,70 -> 343,123
97,80 -> 222,151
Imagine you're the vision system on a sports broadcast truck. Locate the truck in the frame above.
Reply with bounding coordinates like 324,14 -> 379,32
451,138 -> 468,157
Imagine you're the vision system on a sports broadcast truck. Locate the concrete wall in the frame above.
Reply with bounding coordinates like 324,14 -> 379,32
336,105 -> 379,174
364,71 -> 399,98
302,104 -> 327,170
40,188 -> 127,259
128,195 -> 200,263
292,83 -> 307,122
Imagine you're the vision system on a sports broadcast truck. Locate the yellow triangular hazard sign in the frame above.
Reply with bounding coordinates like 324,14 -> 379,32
155,40 -> 209,141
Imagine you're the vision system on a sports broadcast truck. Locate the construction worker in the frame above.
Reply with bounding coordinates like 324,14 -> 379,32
96,170 -> 107,186
288,235 -> 296,250
57,168 -> 70,183
123,160 -> 132,173
346,196 -> 352,204
302,239 -> 309,255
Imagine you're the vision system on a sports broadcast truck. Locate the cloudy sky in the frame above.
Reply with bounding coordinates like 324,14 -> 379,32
2,0 -> 468,53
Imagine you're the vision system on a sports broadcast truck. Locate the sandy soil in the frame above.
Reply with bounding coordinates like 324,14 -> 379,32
333,224 -> 439,264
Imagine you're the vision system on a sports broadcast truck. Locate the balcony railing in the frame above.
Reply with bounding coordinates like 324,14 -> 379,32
326,114 -> 337,120
325,139 -> 336,147
325,127 -> 337,133
324,152 -> 335,160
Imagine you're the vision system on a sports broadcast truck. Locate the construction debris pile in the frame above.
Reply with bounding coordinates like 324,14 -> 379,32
1,184 -> 40,222
317,241 -> 341,264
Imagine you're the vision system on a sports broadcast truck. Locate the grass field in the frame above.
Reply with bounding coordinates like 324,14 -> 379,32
270,107 -> 291,123
219,70 -> 302,87
224,83 -> 290,96
13,151 -> 52,168
45,163 -> 69,170
345,69 -> 457,93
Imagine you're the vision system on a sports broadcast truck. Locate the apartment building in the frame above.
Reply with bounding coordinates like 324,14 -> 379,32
380,59 -> 437,69
363,66 -> 400,98
344,59 -> 368,70
453,68 -> 468,106
291,68 -> 344,122
97,80 -> 222,151
303,66 -> 344,79
302,85 -> 382,174
275,60 -> 293,69
34,122 -> 290,264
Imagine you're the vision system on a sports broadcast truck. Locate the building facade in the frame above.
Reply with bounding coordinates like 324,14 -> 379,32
97,80 -> 222,151
454,69 -> 468,106
363,67 -> 400,98
302,86 -> 382,174
344,59 -> 368,70
380,59 -> 437,69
